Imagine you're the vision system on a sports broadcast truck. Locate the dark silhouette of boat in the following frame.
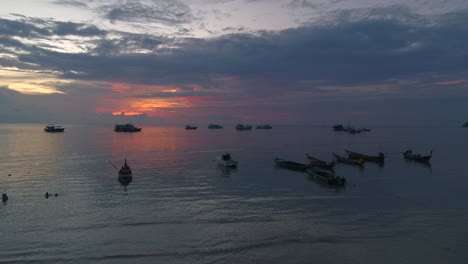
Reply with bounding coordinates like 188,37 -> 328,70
346,150 -> 384,162
114,124 -> 141,132
216,153 -> 238,167
462,122 -> 468,127
256,125 -> 272,129
185,125 -> 198,130
333,153 -> 365,166
235,124 -> 252,130
274,157 -> 308,171
333,124 -> 345,131
118,159 -> 132,177
306,168 -> 346,186
403,150 -> 432,162
44,124 -> 65,132
306,154 -> 335,169
208,124 -> 223,129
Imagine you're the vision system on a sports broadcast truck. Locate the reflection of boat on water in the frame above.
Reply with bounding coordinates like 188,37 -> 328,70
274,157 -> 308,171
216,153 -> 238,168
118,174 -> 133,188
235,124 -> 252,130
306,168 -> 346,186
333,153 -> 365,166
185,125 -> 198,130
114,124 -> 141,132
306,154 -> 335,169
44,124 -> 65,132
256,125 -> 272,129
346,150 -> 384,163
208,124 -> 223,129
403,150 -> 432,162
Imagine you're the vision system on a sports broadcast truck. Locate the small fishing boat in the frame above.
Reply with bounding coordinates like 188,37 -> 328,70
185,125 -> 198,130
118,159 -> 132,177
306,154 -> 335,169
208,124 -> 223,129
403,150 -> 432,162
306,168 -> 346,186
44,124 -> 65,132
333,124 -> 345,131
333,153 -> 365,166
274,157 -> 308,171
346,150 -> 384,162
114,124 -> 141,132
235,124 -> 252,130
216,153 -> 238,168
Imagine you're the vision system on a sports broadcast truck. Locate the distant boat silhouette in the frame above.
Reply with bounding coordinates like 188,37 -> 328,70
114,124 -> 141,132
208,124 -> 223,129
235,124 -> 252,130
44,124 -> 65,132
462,122 -> 468,127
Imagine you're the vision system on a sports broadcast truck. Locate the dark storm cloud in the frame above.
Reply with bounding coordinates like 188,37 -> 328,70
51,0 -> 195,25
4,7 -> 468,96
101,1 -> 194,24
0,16 -> 105,38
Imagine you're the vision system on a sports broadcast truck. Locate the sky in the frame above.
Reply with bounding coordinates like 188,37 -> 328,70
1,0 -> 467,126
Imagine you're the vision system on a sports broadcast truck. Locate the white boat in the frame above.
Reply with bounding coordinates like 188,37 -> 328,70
216,153 -> 238,167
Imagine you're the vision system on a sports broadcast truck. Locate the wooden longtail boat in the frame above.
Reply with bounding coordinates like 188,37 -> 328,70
306,168 -> 346,186
274,158 -> 308,171
403,150 -> 432,162
306,154 -> 335,169
346,150 -> 384,162
333,153 -> 365,166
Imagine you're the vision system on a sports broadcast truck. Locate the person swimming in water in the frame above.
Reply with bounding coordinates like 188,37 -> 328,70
2,193 -> 8,203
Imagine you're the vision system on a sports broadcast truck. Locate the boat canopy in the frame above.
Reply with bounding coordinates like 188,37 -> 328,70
221,153 -> 231,161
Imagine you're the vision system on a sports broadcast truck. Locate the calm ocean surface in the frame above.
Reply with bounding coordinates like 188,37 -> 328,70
1,124 -> 467,263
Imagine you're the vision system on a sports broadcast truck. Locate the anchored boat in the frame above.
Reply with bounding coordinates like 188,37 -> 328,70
216,153 -> 238,168
333,153 -> 365,166
44,124 -> 65,132
306,154 -> 335,169
306,168 -> 346,186
346,150 -> 384,163
403,150 -> 432,162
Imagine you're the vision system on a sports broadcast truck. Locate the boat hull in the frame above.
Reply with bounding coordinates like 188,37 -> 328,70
274,158 -> 308,171
346,150 -> 384,162
306,168 -> 346,186
333,153 -> 365,166
403,151 -> 432,162
306,154 -> 335,169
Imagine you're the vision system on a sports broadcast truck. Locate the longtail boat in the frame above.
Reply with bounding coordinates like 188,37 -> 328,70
333,153 -> 365,166
346,150 -> 384,162
274,157 -> 308,171
306,154 -> 335,169
119,159 -> 132,177
306,168 -> 346,186
403,150 -> 432,162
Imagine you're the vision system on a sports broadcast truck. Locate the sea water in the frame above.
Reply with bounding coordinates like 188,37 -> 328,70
1,124 -> 467,263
